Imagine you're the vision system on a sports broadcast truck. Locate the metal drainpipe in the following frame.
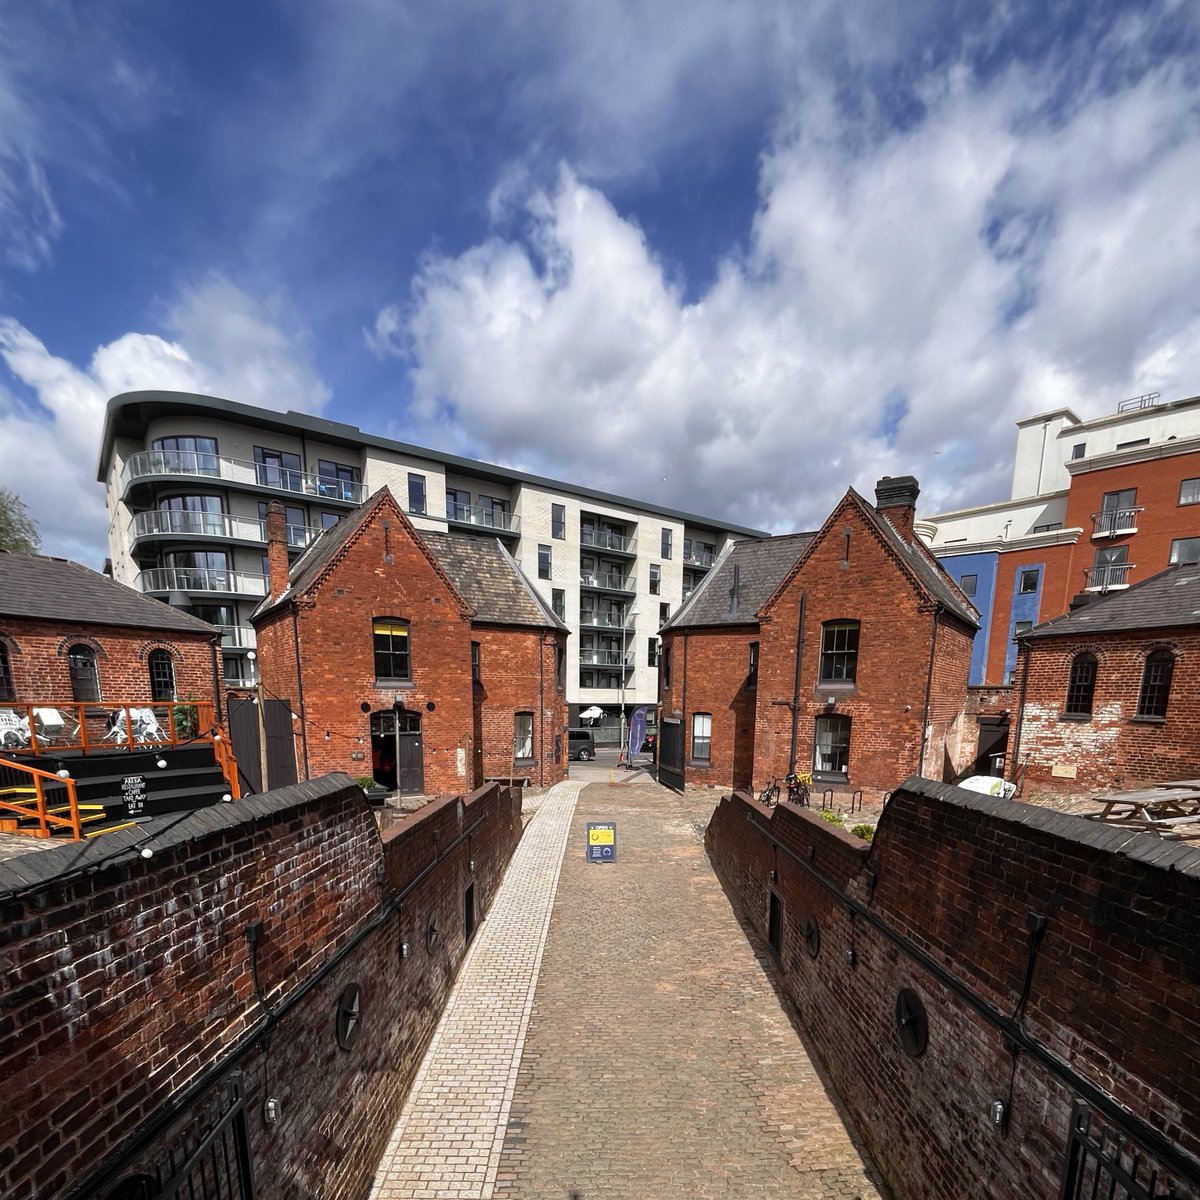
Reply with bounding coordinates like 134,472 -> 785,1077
291,604 -> 310,780
681,630 -> 689,768
919,604 -> 942,777
209,636 -> 223,723
788,594 -> 807,775
1010,638 -> 1032,794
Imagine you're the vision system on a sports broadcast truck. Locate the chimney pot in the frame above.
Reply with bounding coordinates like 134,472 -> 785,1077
874,475 -> 921,544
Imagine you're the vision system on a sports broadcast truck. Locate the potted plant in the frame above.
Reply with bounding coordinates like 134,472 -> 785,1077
354,775 -> 389,805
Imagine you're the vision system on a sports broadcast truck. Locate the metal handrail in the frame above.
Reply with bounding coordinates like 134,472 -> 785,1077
580,572 -> 635,591
123,450 -> 368,503
138,567 -> 268,596
1085,563 -> 1134,589
0,757 -> 82,839
581,529 -> 635,553
446,501 -> 520,533
1090,506 -> 1143,536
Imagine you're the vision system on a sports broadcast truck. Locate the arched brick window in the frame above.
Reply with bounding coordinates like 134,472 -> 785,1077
148,649 -> 176,701
1136,649 -> 1174,719
68,643 -> 101,702
0,641 -> 14,701
1064,652 -> 1097,718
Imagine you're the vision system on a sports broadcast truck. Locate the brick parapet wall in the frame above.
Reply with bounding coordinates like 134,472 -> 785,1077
706,778 -> 1200,1199
0,617 -> 218,708
1,773 -> 522,1200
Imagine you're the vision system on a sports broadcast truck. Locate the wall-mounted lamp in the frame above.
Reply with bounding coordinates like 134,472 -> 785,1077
824,695 -> 836,707
156,757 -> 168,769
263,1097 -> 282,1126
989,1099 -> 1007,1129
399,940 -> 410,960
221,793 -> 232,802
469,859 -> 476,873
844,946 -> 856,967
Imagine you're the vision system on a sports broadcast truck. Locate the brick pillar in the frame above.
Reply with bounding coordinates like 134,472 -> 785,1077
265,501 -> 291,599
874,475 -> 921,544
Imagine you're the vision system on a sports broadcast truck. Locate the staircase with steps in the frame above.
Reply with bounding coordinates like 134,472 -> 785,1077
0,744 -> 234,839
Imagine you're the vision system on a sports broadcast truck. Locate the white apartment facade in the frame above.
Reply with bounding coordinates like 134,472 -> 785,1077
98,390 -> 763,730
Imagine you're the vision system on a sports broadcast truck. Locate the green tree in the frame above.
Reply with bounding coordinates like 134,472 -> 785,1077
0,487 -> 42,555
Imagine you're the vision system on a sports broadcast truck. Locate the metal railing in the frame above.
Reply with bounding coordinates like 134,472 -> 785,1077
1091,507 -> 1143,537
581,528 -> 635,554
579,611 -> 636,629
130,510 -> 321,549
578,649 -> 633,667
1116,391 -> 1160,413
684,550 -> 715,568
579,571 -> 635,591
446,501 -> 520,533
1085,563 -> 1134,590
123,449 -> 367,504
138,567 -> 268,597
218,625 -> 257,650
0,757 -> 83,839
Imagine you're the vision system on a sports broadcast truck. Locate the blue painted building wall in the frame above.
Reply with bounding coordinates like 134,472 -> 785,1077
938,551 -> 998,685
1004,562 -> 1045,684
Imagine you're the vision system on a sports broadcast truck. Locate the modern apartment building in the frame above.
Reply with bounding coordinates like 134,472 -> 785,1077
97,390 -> 764,727
919,391 -> 1200,685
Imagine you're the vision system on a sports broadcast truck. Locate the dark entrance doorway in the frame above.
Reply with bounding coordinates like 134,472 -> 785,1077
658,717 -> 684,791
371,709 -> 424,794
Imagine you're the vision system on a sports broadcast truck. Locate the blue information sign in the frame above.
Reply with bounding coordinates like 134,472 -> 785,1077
586,821 -> 616,863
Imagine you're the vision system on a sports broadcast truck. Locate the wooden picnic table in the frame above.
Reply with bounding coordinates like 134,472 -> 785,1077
1086,786 -> 1200,837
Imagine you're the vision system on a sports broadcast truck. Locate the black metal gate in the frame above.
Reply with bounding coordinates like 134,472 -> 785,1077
658,717 -> 684,791
98,1073 -> 255,1200
1060,1100 -> 1199,1200
228,698 -> 297,794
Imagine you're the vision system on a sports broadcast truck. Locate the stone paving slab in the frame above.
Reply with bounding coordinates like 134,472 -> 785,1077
370,780 -> 585,1200
371,778 -> 885,1200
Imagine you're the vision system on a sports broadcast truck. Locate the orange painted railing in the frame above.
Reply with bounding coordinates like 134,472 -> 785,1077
0,757 -> 83,839
0,700 -> 241,801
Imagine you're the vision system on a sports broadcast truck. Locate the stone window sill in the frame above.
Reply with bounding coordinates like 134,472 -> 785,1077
1059,713 -> 1091,722
689,759 -> 712,769
1129,715 -> 1166,725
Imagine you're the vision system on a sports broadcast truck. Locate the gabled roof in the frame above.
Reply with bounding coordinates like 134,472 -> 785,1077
252,487 -> 565,631
0,552 -> 218,636
421,533 -> 567,630
1025,565 -> 1200,638
252,487 -> 472,622
662,532 -> 815,630
759,489 -> 979,629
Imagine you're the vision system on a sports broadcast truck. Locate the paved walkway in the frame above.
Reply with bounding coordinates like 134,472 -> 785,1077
371,779 -> 885,1200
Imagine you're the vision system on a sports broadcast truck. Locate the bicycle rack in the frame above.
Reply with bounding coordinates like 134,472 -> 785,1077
821,788 -> 834,811
851,789 -> 863,814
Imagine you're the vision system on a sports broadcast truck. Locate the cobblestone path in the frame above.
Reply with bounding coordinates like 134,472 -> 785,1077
372,779 -> 885,1200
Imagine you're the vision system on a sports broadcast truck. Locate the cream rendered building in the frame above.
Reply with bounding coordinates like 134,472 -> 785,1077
98,391 -> 764,736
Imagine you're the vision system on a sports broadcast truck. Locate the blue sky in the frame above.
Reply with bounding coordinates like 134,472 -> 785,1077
2,0 -> 1199,563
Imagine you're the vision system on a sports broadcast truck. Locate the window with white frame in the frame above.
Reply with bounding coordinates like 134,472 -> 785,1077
514,712 -> 534,762
813,714 -> 851,780
691,712 -> 712,763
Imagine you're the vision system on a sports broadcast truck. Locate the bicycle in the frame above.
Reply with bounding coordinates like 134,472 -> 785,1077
759,772 -> 812,807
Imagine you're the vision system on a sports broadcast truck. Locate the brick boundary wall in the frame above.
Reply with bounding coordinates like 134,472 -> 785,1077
1,774 -> 523,1200
705,778 -> 1200,1200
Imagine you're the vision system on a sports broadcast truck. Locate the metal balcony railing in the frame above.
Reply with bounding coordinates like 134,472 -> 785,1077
579,572 -> 635,591
132,509 -> 324,549
446,501 -> 520,533
684,550 -> 715,568
217,625 -> 257,650
138,567 -> 268,597
581,529 -> 636,554
579,611 -> 637,629
1085,563 -> 1134,590
123,450 -> 367,504
1091,507 -> 1143,538
578,649 -> 632,667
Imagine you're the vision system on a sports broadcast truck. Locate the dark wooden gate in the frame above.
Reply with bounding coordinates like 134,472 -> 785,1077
227,698 -> 297,794
658,717 -> 684,791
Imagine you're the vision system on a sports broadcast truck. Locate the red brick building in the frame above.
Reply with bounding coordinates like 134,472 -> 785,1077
0,551 -> 221,723
658,478 -> 978,795
1010,564 -> 1200,792
252,489 -> 568,794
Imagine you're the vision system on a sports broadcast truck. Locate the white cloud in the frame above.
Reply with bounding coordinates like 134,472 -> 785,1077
385,35 -> 1200,532
0,278 -> 330,565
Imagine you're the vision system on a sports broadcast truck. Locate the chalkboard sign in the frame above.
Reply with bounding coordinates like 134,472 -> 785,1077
121,774 -> 147,817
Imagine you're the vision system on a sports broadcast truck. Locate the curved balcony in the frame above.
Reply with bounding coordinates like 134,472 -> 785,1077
446,501 -> 520,537
129,510 -> 322,551
122,450 -> 367,506
137,567 -> 268,600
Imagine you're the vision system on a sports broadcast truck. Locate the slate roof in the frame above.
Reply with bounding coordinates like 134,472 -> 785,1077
0,552 -> 218,636
856,492 -> 979,629
663,532 -> 815,629
253,488 -> 565,630
1026,565 -> 1200,638
421,532 -> 567,629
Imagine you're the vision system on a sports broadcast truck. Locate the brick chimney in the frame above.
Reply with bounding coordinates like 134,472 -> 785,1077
265,500 -> 291,599
874,475 -> 921,544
